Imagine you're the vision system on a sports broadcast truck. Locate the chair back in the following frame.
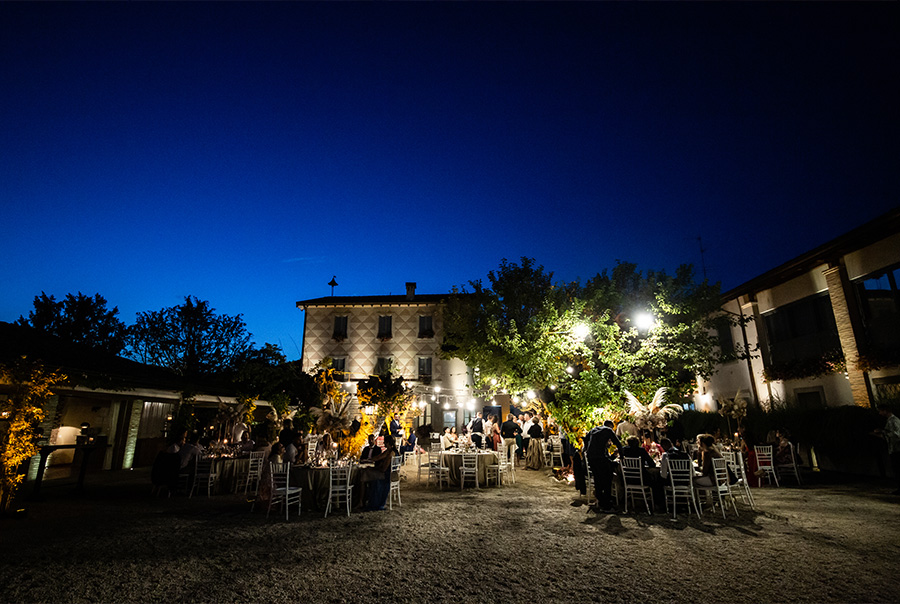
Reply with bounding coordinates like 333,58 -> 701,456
667,458 -> 694,488
270,461 -> 291,489
755,445 -> 774,466
195,455 -> 215,475
330,464 -> 352,489
620,456 -> 645,486
248,450 -> 266,472
462,453 -> 478,469
711,456 -> 729,488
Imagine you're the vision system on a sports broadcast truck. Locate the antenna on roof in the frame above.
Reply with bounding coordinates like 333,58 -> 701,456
328,276 -> 338,296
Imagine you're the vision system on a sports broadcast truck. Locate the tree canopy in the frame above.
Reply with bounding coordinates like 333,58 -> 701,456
128,296 -> 252,378
17,292 -> 128,356
442,257 -> 736,437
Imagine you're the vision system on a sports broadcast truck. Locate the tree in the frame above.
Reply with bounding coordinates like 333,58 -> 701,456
442,258 -> 736,439
17,292 -> 128,355
0,359 -> 65,512
128,296 -> 252,378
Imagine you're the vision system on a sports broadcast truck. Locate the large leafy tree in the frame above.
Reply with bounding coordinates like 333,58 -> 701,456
128,296 -> 252,378
443,258 -> 734,438
17,292 -> 128,355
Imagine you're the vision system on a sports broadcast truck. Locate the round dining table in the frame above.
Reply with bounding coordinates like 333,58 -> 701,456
440,450 -> 498,486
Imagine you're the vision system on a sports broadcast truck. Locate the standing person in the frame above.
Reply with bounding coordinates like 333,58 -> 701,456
467,411 -> 485,448
278,418 -> 295,447
525,417 -> 545,470
500,414 -> 520,463
483,414 -> 495,449
389,414 -> 402,439
583,420 -> 622,512
876,405 -> 900,495
490,415 -> 502,451
521,412 -> 535,462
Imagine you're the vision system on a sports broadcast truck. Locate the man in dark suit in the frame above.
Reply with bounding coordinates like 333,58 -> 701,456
389,414 -> 402,439
360,434 -> 379,461
583,420 -> 622,512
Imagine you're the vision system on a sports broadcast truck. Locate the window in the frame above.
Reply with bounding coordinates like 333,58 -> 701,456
374,356 -> 393,375
377,315 -> 392,340
716,322 -> 735,358
418,315 -> 434,339
332,316 -> 348,341
855,263 -> 900,356
418,357 -> 433,383
763,293 -> 841,367
332,357 -> 348,382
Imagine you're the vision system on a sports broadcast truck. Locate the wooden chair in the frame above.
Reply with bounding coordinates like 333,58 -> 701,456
189,456 -> 219,498
267,462 -> 302,520
664,458 -> 701,520
620,456 -> 653,515
325,464 -> 354,518
695,457 -> 739,519
776,442 -> 803,485
754,445 -> 780,487
460,453 -> 479,489
389,456 -> 402,509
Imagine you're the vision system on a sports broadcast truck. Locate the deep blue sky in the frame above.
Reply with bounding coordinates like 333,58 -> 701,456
2,3 -> 897,360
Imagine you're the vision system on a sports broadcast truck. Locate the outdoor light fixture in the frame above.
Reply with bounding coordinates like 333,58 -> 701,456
418,400 -> 426,409
430,395 -> 436,401
166,414 -> 173,421
526,390 -> 536,400
566,366 -> 574,374
635,313 -> 655,331
434,386 -> 441,393
572,323 -> 590,341
490,378 -> 497,385
467,401 -> 475,411
550,385 -> 557,390
444,402 -> 450,410
512,395 -> 520,403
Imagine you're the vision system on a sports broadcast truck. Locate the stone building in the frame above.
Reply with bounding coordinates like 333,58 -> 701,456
296,282 -> 474,430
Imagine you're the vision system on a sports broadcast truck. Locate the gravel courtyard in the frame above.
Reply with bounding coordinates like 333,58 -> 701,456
1,465 -> 898,603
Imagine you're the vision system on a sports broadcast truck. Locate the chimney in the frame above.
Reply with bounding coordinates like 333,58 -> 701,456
405,282 -> 416,300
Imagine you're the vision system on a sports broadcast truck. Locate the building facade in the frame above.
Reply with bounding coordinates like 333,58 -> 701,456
698,208 -> 900,410
296,282 -> 473,430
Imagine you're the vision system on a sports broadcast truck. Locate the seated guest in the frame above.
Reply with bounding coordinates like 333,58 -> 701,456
620,436 -> 656,468
695,434 -> 723,486
360,434 -> 380,461
774,428 -> 793,465
399,431 -> 417,455
284,433 -> 303,464
316,432 -> 335,460
269,442 -> 285,464
641,431 -> 665,461
239,432 -> 255,452
658,437 -> 689,480
179,432 -> 203,469
361,434 -> 398,511
441,427 -> 455,450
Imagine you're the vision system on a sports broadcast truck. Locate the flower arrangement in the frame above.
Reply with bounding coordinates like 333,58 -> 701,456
626,388 -> 683,432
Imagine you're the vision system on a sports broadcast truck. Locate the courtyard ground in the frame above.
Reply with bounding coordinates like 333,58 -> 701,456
1,463 -> 898,603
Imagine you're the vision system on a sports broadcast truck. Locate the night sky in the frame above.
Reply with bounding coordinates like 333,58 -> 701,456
2,3 -> 897,359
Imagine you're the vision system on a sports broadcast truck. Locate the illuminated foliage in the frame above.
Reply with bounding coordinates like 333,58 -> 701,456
0,358 -> 65,513
443,258 -> 733,440
356,372 -> 415,426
